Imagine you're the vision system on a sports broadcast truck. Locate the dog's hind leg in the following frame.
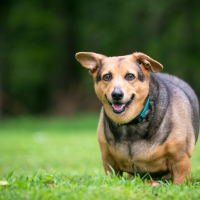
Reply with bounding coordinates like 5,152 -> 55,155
170,154 -> 191,184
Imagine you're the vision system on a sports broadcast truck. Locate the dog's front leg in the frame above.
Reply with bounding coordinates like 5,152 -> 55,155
99,145 -> 122,177
102,156 -> 123,177
170,154 -> 191,185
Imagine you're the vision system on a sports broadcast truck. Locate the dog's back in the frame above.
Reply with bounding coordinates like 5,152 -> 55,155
153,73 -> 199,141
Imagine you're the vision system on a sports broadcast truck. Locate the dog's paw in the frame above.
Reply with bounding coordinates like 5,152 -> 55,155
162,172 -> 172,180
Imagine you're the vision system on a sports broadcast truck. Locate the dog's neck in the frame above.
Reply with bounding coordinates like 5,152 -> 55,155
103,74 -> 169,144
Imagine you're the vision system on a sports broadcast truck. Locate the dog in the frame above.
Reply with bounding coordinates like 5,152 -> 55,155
75,52 -> 199,184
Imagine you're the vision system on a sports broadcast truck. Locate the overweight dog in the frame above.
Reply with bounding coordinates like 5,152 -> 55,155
75,52 -> 199,184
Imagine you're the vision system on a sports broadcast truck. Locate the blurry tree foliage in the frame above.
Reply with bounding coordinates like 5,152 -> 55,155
0,0 -> 200,115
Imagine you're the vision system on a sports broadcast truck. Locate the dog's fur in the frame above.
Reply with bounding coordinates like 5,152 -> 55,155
75,52 -> 199,184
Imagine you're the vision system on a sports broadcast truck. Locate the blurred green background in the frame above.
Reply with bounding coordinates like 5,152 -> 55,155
0,0 -> 200,117
1,1 -> 200,192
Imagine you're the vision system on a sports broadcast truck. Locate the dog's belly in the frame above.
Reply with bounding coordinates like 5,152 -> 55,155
118,157 -> 168,175
109,141 -> 168,175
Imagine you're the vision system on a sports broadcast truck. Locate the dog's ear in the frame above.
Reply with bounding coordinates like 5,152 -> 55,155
133,52 -> 163,73
75,52 -> 106,74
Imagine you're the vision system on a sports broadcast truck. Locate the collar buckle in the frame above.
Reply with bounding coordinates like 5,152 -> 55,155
135,115 -> 143,123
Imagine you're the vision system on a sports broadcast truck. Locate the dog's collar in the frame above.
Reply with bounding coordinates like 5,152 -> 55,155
116,97 -> 150,127
135,97 -> 150,123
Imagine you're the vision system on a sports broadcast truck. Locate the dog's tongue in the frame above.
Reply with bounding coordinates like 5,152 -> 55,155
112,104 -> 125,111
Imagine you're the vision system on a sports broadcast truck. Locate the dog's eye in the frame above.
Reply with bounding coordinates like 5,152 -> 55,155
125,73 -> 135,81
103,73 -> 112,81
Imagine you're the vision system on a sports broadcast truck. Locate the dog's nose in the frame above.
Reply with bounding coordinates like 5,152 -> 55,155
112,88 -> 124,101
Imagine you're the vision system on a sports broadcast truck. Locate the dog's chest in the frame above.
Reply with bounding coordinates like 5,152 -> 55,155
104,123 -> 152,159
104,124 -> 167,174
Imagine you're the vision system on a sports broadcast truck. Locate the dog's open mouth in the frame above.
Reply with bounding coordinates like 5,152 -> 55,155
106,95 -> 134,115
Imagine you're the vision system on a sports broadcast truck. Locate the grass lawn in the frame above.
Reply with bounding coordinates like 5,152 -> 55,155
1,113 -> 200,199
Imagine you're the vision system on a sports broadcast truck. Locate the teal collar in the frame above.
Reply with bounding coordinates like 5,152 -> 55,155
134,97 -> 150,123
116,97 -> 150,127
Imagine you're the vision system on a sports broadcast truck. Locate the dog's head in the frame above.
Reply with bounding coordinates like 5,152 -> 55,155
75,52 -> 163,124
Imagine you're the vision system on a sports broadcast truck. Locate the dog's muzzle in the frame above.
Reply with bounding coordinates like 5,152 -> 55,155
106,94 -> 134,115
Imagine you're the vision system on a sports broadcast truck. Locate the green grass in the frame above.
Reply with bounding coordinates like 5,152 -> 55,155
1,113 -> 200,199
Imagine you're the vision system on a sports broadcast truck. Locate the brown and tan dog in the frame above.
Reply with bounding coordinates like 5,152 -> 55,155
75,52 -> 199,184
